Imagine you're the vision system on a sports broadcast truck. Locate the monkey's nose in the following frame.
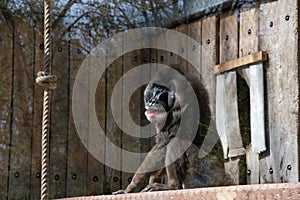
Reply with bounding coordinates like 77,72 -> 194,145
148,99 -> 157,106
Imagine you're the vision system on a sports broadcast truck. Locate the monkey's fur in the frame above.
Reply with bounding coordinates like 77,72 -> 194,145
113,64 -> 231,194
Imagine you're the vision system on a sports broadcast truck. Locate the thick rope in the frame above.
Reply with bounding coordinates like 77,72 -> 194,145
36,0 -> 56,199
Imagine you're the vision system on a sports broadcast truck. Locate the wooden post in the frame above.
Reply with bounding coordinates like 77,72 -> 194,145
217,11 -> 245,184
259,0 -> 299,183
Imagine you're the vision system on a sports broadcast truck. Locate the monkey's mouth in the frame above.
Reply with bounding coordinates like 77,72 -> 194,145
145,110 -> 166,117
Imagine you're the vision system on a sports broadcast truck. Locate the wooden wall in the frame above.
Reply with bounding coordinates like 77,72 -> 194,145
0,0 -> 299,199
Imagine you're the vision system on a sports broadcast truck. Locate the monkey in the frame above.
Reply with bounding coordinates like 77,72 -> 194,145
112,64 -> 231,194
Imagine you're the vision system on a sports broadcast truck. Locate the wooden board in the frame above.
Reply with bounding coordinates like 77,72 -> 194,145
239,8 -> 260,184
0,16 -> 13,199
66,40 -> 88,197
218,11 -> 244,184
259,0 -> 299,183
105,54 -> 123,194
87,44 -> 106,196
121,50 -> 143,189
8,17 -> 34,199
215,51 -> 268,74
30,20 -> 44,199
202,16 -> 217,117
49,39 -> 69,198
176,24 -> 188,71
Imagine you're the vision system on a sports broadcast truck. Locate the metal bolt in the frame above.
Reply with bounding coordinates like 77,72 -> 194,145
247,170 -> 251,176
192,45 -> 196,51
160,55 -> 164,62
285,15 -> 290,21
36,172 -> 41,179
58,47 -> 62,52
113,176 -> 118,182
40,44 -> 44,50
93,176 -> 99,182
170,52 -> 173,56
287,165 -> 292,170
248,29 -> 252,35
55,174 -> 60,181
225,35 -> 229,41
206,39 -> 210,45
269,22 -> 274,28
269,168 -> 273,174
142,57 -> 147,63
134,56 -> 138,62
71,173 -> 77,180
14,172 -> 20,178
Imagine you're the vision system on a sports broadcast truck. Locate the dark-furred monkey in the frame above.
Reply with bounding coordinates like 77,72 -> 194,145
113,64 -> 231,194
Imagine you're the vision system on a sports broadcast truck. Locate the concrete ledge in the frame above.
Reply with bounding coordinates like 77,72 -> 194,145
61,182 -> 300,200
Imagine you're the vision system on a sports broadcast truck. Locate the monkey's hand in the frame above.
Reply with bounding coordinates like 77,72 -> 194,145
112,190 -> 127,195
141,183 -> 178,192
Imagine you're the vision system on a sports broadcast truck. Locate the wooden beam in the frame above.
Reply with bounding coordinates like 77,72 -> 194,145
214,51 -> 268,74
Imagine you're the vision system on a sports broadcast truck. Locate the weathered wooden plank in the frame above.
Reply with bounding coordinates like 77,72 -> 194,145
8,17 -> 34,199
202,16 -> 217,120
87,45 -> 106,196
215,51 -> 268,74
30,20 -> 44,199
49,38 -> 69,198
66,40 -> 88,197
239,8 -> 261,184
105,54 -> 123,193
259,0 -> 299,183
188,19 -> 201,75
121,50 -> 143,189
0,17 -> 13,199
176,24 -> 188,71
218,11 -> 244,184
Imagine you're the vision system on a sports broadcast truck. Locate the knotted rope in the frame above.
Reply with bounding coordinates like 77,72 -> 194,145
36,0 -> 56,199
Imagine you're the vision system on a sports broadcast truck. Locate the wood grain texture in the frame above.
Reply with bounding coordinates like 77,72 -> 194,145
30,20 -> 44,200
202,16 -> 217,118
8,17 -> 34,199
49,39 -> 69,198
215,51 -> 268,74
239,8 -> 261,184
218,11 -> 245,184
259,0 -> 299,183
0,17 -> 13,199
105,53 -> 123,193
66,40 -> 88,197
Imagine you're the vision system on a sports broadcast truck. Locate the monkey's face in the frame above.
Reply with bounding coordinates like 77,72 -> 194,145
144,83 -> 175,123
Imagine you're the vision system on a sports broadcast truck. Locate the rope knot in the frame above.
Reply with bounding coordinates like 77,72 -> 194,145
36,71 -> 57,90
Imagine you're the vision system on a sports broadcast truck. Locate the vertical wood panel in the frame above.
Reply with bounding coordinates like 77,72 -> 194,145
0,17 -> 13,199
87,47 -> 106,196
259,0 -> 299,183
239,8 -> 260,184
202,16 -> 217,116
176,24 -> 188,71
105,54 -> 123,193
30,20 -> 44,199
8,17 -> 34,199
49,38 -> 69,198
218,11 -> 244,184
67,40 -> 88,197
121,50 -> 143,189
